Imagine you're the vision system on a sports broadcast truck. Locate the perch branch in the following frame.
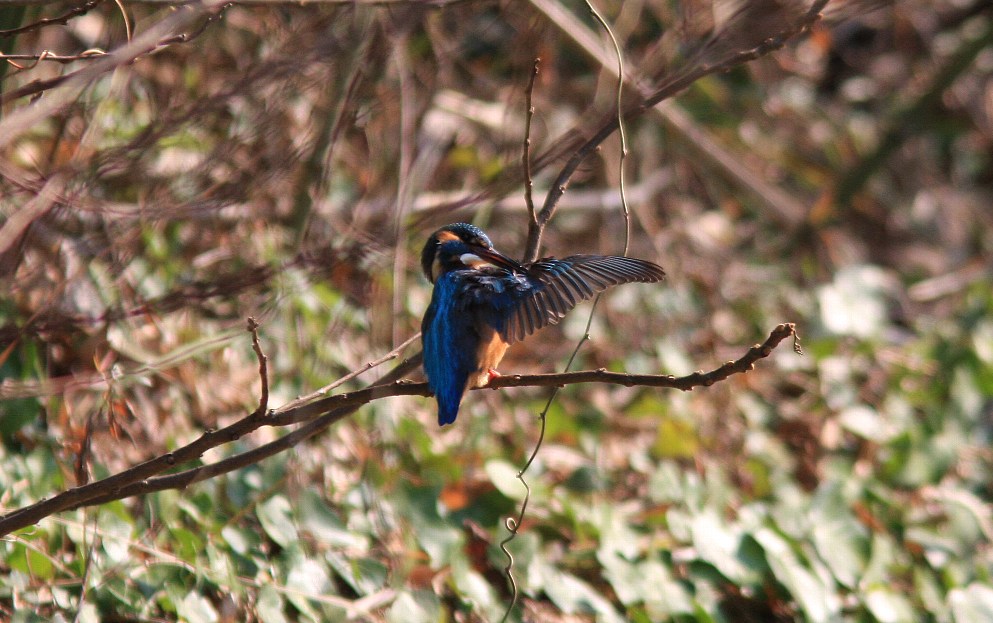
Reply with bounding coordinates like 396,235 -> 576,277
0,323 -> 797,536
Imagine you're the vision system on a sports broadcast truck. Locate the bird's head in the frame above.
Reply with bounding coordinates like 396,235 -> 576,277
420,223 -> 518,283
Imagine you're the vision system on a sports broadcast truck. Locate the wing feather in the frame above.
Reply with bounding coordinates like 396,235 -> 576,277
499,255 -> 664,344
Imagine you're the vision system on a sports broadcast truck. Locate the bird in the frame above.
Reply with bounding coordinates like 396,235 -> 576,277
420,222 -> 665,426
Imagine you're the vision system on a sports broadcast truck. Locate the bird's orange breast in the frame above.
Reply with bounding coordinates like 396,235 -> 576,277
467,325 -> 509,389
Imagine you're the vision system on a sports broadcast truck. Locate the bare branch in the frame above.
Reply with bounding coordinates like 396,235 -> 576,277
0,323 -> 798,536
522,58 -> 540,227
246,317 -> 269,416
1,50 -> 110,66
522,0 -> 829,262
0,1 -> 102,39
0,2 -> 230,105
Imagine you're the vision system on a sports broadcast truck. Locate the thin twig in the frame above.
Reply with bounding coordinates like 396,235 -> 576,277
279,332 -> 420,411
1,51 -> 109,66
113,0 -> 133,44
522,58 -> 540,227
0,1 -> 102,39
586,0 -> 630,255
246,317 -> 269,415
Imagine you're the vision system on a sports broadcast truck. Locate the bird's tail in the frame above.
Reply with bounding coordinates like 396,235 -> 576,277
437,392 -> 462,426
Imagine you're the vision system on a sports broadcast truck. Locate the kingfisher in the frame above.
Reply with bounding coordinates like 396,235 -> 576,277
420,223 -> 665,426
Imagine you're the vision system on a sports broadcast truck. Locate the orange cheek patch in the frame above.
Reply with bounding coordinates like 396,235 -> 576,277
436,231 -> 460,243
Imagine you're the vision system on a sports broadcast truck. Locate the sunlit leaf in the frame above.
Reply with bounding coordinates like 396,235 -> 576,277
541,566 -> 625,623
810,487 -> 869,588
838,404 -> 901,443
257,495 -> 298,548
600,552 -> 694,615
326,553 -> 387,596
485,459 -> 528,501
754,528 -> 841,623
690,511 -> 763,585
176,592 -> 219,623
949,584 -> 993,622
386,590 -> 441,623
864,587 -> 916,623
817,264 -> 895,338
297,490 -> 369,552
256,585 -> 289,623
284,549 -> 335,620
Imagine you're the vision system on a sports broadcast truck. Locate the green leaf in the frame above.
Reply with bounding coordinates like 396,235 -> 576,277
541,566 -> 625,623
485,459 -> 528,501
386,590 -> 441,623
326,553 -> 387,596
298,490 -> 369,551
949,584 -> 993,623
651,416 -> 699,459
396,483 -> 463,568
257,495 -> 298,548
810,488 -> 869,588
864,587 -> 916,623
176,592 -> 219,623
690,511 -> 762,585
284,550 -> 335,620
753,528 -> 840,623
256,585 -> 289,623
170,527 -> 204,564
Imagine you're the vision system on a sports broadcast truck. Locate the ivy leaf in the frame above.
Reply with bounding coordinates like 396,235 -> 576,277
949,584 -> 993,622
256,585 -> 289,623
176,592 -> 219,623
257,495 -> 298,548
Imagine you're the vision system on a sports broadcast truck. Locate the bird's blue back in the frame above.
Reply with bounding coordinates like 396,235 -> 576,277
422,271 -> 482,425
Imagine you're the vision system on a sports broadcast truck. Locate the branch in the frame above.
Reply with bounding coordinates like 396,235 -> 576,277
0,2 -> 230,105
522,58 -> 540,226
1,50 -> 110,66
521,0 -> 829,262
0,323 -> 798,536
0,1 -> 102,39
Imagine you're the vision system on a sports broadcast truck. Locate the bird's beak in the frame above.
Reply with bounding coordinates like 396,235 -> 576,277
462,246 -> 521,272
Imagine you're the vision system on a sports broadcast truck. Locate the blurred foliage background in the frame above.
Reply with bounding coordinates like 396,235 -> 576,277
1,0 -> 992,621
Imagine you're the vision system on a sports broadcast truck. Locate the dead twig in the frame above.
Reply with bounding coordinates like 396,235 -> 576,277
522,58 -> 540,227
0,1 -> 102,39
246,317 -> 269,415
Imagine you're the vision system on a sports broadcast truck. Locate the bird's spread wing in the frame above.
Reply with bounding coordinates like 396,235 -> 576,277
497,255 -> 666,343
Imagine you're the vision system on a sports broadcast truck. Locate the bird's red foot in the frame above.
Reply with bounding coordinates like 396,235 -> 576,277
485,368 -> 502,385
